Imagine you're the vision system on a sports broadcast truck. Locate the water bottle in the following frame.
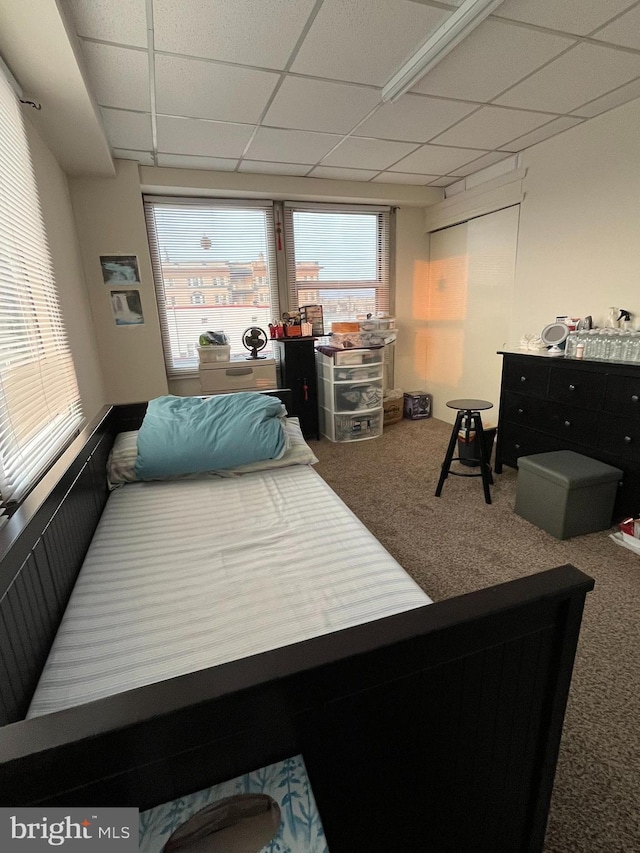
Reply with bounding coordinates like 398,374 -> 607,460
610,330 -> 623,362
564,331 -> 577,358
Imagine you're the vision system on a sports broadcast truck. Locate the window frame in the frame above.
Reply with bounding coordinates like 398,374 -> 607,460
282,202 -> 392,324
144,196 -> 280,377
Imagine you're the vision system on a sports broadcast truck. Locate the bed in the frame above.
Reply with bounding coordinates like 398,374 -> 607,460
0,395 -> 594,852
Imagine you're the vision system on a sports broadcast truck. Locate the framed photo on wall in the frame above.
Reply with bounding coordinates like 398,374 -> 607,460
110,289 -> 144,326
100,254 -> 141,284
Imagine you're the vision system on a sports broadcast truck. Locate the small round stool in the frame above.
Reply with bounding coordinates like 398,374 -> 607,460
435,399 -> 494,505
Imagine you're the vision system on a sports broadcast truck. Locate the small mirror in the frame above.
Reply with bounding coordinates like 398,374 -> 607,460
541,322 -> 569,355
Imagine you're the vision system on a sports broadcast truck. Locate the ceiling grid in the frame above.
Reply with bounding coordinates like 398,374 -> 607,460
60,0 -> 640,186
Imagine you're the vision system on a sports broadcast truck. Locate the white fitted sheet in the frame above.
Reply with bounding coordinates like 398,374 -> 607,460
28,465 -> 430,717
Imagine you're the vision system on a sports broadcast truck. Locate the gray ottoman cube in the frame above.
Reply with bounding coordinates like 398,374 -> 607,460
515,450 -> 622,539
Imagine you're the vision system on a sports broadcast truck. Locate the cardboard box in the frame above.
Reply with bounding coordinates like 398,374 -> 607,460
383,398 -> 403,426
403,391 -> 432,420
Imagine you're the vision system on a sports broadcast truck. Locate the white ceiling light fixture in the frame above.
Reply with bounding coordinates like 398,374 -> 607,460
381,0 -> 504,103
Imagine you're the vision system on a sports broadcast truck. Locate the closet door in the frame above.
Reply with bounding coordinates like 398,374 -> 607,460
426,206 -> 518,423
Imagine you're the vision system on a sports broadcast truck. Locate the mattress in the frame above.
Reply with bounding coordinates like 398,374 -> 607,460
28,465 -> 431,718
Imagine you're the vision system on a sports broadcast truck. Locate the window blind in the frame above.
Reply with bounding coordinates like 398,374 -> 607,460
283,203 -> 391,328
144,197 -> 279,374
0,66 -> 83,510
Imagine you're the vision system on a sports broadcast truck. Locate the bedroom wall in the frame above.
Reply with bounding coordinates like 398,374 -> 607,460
68,164 -> 441,402
24,117 -> 106,421
68,160 -> 169,404
512,97 -> 640,342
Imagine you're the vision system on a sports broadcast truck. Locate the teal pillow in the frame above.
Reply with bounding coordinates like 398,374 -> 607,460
135,394 -> 287,480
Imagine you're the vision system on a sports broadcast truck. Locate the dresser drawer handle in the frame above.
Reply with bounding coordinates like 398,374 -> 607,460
632,395 -> 639,403
624,436 -> 633,444
517,408 -> 524,415
564,420 -> 571,428
520,376 -> 527,382
514,443 -> 521,450
568,384 -> 575,391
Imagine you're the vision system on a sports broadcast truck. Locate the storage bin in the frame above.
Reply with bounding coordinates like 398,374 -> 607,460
320,406 -> 382,442
199,358 -> 277,392
331,329 -> 397,348
515,450 -> 622,539
316,359 -> 382,382
198,344 -> 231,363
333,348 -> 383,367
333,380 -> 383,412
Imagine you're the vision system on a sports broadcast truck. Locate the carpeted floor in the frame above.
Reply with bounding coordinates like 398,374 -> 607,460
312,416 -> 640,853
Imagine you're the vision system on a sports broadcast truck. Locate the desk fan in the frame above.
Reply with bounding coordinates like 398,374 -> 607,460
242,326 -> 268,359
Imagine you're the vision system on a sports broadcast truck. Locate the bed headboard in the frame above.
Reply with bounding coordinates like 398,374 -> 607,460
0,407 -> 116,724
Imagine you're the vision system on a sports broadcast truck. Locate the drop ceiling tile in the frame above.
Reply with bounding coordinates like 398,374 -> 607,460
153,0 -> 316,69
263,77 -> 380,134
494,0 -> 637,36
390,144 -> 484,175
112,148 -> 154,166
81,42 -> 150,111
155,54 -> 280,123
432,106 -> 551,151
157,154 -> 238,170
495,42 -> 640,113
411,19 -> 574,102
372,172 -> 438,185
245,128 -> 342,164
238,161 -> 312,176
355,95 -> 476,143
156,116 -> 254,157
100,108 -> 152,149
66,0 -> 148,47
592,5 -> 640,51
291,0 -> 447,85
321,137 -> 419,170
308,166 -> 379,181
451,151 -> 516,178
571,78 -> 640,118
503,116 -> 584,151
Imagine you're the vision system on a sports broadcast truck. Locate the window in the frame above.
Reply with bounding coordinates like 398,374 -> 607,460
145,198 -> 279,374
0,66 -> 83,510
187,277 -> 204,287
284,203 -> 390,326
190,291 -> 205,305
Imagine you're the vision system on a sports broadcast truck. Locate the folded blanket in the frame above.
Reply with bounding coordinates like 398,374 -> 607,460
136,394 -> 287,480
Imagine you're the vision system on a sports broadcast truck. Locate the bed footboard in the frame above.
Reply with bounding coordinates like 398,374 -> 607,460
0,563 -> 593,853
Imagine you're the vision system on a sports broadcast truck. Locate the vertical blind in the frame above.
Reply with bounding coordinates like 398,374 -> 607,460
283,203 -> 391,328
144,197 -> 279,373
0,66 -> 82,509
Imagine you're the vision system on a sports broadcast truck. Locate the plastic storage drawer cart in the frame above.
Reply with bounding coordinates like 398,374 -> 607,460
317,349 -> 384,442
515,450 -> 622,539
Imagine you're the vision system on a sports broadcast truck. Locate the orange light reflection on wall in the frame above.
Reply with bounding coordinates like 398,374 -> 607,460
412,253 -> 468,388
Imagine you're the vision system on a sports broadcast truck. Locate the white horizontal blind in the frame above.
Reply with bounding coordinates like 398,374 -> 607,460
144,197 -> 279,373
0,67 -> 82,507
283,203 -> 391,328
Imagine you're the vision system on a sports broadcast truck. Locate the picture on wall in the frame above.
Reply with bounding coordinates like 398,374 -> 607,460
100,254 -> 141,284
111,290 -> 144,326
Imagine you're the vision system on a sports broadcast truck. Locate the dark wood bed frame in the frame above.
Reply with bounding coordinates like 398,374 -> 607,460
0,402 -> 594,852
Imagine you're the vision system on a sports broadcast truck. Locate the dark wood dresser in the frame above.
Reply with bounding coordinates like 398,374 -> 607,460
496,350 -> 640,521
273,336 -> 319,439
